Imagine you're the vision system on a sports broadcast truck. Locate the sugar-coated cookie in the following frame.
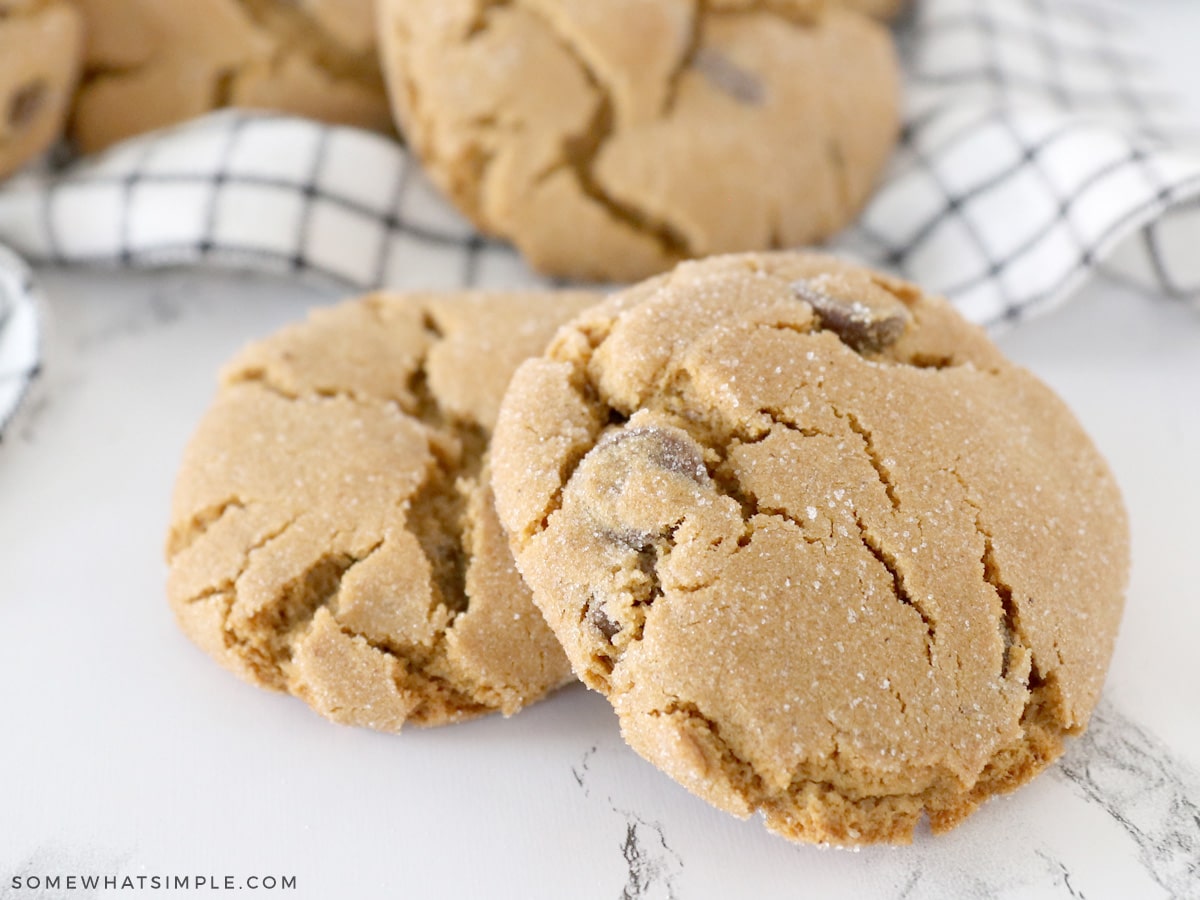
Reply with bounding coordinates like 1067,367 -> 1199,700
378,1 -> 899,281
490,252 -> 1129,844
0,0 -> 82,178
71,0 -> 390,153
166,291 -> 598,731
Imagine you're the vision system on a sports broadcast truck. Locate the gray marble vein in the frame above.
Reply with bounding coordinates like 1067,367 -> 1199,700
1,845 -> 130,900
613,806 -> 683,900
572,743 -> 683,900
1053,700 -> 1200,899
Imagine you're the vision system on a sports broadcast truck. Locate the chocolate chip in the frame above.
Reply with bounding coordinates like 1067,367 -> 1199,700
586,599 -> 620,640
597,426 -> 710,486
792,274 -> 912,353
694,47 -> 765,106
7,80 -> 47,132
575,423 -> 711,553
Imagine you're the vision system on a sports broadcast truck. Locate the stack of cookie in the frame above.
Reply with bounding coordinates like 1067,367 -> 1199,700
167,251 -> 1129,846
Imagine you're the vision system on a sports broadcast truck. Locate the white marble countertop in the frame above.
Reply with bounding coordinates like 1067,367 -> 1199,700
3,2 -> 1200,898
1,248 -> 1197,900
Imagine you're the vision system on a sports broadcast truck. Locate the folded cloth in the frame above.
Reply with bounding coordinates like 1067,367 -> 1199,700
0,0 -> 1198,435
0,245 -> 41,440
839,0 -> 1200,323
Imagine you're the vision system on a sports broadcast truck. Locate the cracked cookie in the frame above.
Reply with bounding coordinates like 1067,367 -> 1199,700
71,0 -> 390,153
0,0 -> 82,179
490,252 -> 1130,845
166,290 -> 599,731
377,0 -> 900,281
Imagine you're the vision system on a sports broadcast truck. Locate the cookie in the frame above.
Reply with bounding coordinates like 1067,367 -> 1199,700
490,252 -> 1129,844
166,290 -> 599,731
71,0 -> 390,154
378,1 -> 899,282
833,0 -> 906,21
0,0 -> 82,179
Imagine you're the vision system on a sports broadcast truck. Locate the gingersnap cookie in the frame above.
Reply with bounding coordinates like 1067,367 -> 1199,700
490,252 -> 1129,845
71,0 -> 390,154
0,0 -> 82,179
166,290 -> 598,731
378,1 -> 899,282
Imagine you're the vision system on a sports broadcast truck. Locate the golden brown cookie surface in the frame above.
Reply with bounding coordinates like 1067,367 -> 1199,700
491,252 -> 1129,844
71,0 -> 389,153
832,0 -> 906,21
0,0 -> 82,178
167,291 -> 598,731
378,1 -> 900,281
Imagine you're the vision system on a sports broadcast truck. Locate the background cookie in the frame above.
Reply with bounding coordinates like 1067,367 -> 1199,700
378,1 -> 899,281
0,0 -> 82,179
166,290 -> 598,731
491,252 -> 1129,844
833,0 -> 907,21
71,0 -> 390,153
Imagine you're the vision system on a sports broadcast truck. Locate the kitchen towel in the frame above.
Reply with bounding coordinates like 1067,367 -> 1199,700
0,0 -> 1198,434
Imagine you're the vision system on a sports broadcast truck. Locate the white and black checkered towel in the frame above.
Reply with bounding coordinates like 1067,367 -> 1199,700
1,0 -> 1198,435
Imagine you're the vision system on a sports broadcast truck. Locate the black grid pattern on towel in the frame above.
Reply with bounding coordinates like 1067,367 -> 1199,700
0,0 -> 1195,340
22,113 -> 538,292
836,0 -> 1200,324
0,247 -> 42,442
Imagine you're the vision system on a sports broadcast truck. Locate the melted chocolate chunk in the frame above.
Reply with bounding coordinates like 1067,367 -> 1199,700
793,274 -> 912,353
694,48 -> 765,106
577,423 -> 712,554
7,80 -> 46,131
597,426 -> 710,486
586,598 -> 620,640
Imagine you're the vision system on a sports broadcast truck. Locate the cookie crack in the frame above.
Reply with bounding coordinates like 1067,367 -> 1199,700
336,623 -> 493,723
185,514 -> 296,608
810,404 -> 936,659
631,377 -> 938,661
835,409 -> 900,511
849,509 -> 933,665
650,698 -> 976,845
651,698 -> 766,806
167,496 -> 246,560
228,364 -> 413,412
436,0 -> 688,254
653,696 -> 941,816
235,533 -> 376,686
399,315 -> 488,623
583,521 -> 679,679
405,463 -> 473,618
225,366 -> 302,401
514,2 -> 691,259
737,412 -> 834,446
520,376 -> 612,545
233,0 -> 381,85
663,0 -> 705,115
946,468 -> 1030,686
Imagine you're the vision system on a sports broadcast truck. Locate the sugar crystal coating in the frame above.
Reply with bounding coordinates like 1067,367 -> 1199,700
167,290 -> 599,731
491,251 -> 1129,845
